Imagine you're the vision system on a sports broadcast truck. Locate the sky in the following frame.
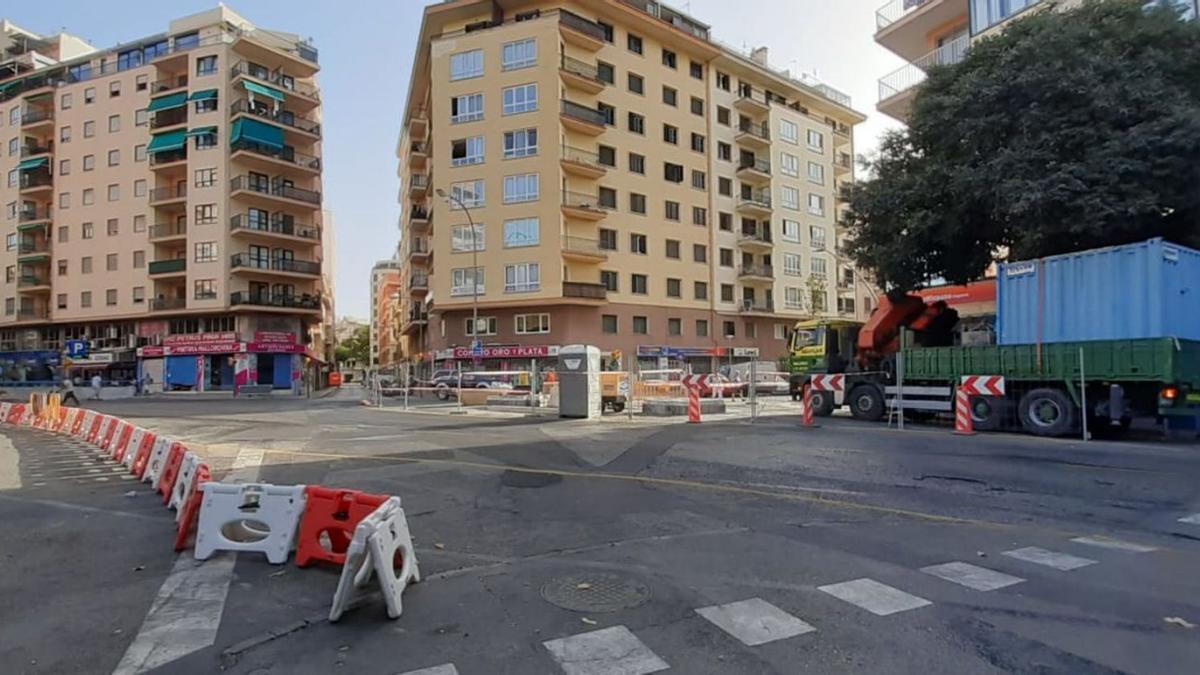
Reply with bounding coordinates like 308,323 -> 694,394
10,0 -> 906,320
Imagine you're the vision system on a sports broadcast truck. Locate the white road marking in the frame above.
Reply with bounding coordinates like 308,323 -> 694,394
818,578 -> 932,616
695,597 -> 816,646
1071,536 -> 1157,553
921,562 -> 1025,591
227,447 -> 265,483
1180,513 -> 1200,525
0,433 -> 21,490
398,666 -> 459,675
1002,546 -> 1097,571
543,625 -> 670,675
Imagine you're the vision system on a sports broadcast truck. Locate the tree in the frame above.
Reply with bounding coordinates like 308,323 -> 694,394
843,0 -> 1200,292
335,325 -> 370,365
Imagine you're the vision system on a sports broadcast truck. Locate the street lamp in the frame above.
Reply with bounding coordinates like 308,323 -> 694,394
435,188 -> 482,357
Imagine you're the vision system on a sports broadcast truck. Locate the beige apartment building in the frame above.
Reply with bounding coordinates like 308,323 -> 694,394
395,0 -> 869,372
0,7 -> 331,391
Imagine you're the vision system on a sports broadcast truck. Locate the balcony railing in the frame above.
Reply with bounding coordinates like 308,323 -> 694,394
19,142 -> 53,157
879,35 -> 970,101
411,205 -> 430,221
739,299 -> 774,313
230,99 -> 321,136
230,253 -> 321,275
407,310 -> 429,324
410,274 -> 429,289
738,191 -> 772,209
16,308 -> 49,320
230,291 -> 321,310
231,139 -> 321,170
560,54 -> 603,83
20,109 -> 52,126
150,107 -> 188,129
562,146 -> 604,168
149,222 -> 187,239
230,176 -> 322,205
559,9 -> 607,41
150,74 -> 189,93
738,157 -> 772,175
149,185 -> 187,202
563,236 -> 605,256
563,281 -> 607,300
739,263 -> 775,279
736,119 -> 770,141
410,141 -> 428,155
835,153 -> 853,170
149,148 -> 188,166
561,99 -> 607,127
230,214 -> 320,240
562,190 -> 612,211
148,258 -> 187,275
18,172 -> 52,189
17,240 -> 49,255
738,230 -> 773,246
151,297 -> 187,311
17,206 -> 51,223
17,275 -> 48,288
410,174 -> 429,191
876,0 -> 938,30
230,61 -> 320,100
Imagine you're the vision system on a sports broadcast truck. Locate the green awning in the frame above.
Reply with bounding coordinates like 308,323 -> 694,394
188,89 -> 218,101
147,130 -> 187,154
185,126 -> 218,137
17,222 -> 48,232
230,118 -> 284,150
242,80 -> 284,102
16,157 -> 49,171
146,92 -> 188,112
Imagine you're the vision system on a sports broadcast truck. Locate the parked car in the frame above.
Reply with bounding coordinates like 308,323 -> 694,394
429,370 -> 522,400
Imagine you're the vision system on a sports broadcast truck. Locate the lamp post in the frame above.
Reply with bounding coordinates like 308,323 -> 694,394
435,188 -> 481,362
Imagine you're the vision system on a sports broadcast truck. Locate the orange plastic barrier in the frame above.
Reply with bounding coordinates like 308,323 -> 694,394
157,444 -> 187,502
174,464 -> 212,552
294,486 -> 390,568
130,432 -> 158,479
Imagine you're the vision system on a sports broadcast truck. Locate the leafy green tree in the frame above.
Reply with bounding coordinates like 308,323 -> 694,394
843,0 -> 1200,292
335,325 -> 370,365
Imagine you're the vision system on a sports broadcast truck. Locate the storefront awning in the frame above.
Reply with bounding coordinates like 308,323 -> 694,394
146,91 -> 188,112
242,80 -> 284,102
185,126 -> 218,137
230,117 -> 284,150
188,89 -> 218,101
16,156 -> 49,171
147,129 -> 187,154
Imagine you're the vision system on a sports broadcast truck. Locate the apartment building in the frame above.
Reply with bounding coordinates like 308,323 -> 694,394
0,7 -> 331,391
875,0 -> 1198,122
370,257 -> 405,369
395,0 -> 868,373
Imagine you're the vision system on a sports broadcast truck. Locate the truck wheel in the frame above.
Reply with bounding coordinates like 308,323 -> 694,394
848,384 -> 885,422
809,390 -> 836,416
971,396 -> 1007,432
1018,388 -> 1077,437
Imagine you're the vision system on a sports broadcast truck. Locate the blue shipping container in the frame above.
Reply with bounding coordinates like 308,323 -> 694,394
997,238 -> 1200,345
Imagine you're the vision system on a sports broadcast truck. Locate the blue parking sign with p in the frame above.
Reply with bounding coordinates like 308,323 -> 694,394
66,340 -> 89,358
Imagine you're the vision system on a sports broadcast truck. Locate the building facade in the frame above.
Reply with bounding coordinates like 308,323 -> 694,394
395,0 -> 870,373
369,257 -> 404,369
0,7 -> 330,390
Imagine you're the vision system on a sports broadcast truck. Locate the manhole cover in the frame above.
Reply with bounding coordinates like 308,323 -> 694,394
540,573 -> 651,613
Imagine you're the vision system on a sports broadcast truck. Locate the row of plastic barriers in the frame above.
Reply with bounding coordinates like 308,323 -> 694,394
0,400 -> 420,622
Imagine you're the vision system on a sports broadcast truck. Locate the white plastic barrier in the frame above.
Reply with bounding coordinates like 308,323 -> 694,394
329,497 -> 421,622
143,437 -> 173,484
0,402 -> 11,420
121,428 -> 146,470
193,483 -> 307,564
168,452 -> 201,516
77,410 -> 97,440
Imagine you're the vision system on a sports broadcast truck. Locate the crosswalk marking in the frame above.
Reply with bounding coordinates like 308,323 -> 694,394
543,625 -> 669,675
818,578 -> 931,616
1179,513 -> 1200,525
398,665 -> 458,675
695,597 -> 816,646
1002,546 -> 1096,571
921,561 -> 1025,591
1070,536 -> 1157,553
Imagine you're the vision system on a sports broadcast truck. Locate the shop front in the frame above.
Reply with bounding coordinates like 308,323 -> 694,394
137,331 -> 307,393
636,345 -> 761,374
432,344 -> 560,373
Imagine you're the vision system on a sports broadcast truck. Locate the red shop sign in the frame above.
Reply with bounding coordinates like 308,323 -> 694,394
451,345 -> 557,359
163,331 -> 237,345
164,341 -> 243,356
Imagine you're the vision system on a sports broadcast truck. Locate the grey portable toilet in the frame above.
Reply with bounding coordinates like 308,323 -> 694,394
557,345 -> 601,419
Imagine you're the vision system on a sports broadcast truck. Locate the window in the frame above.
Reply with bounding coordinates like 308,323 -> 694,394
515,313 -> 550,334
662,86 -> 677,106
133,250 -> 145,268
668,318 -> 682,336
57,294 -> 67,310
451,224 -> 485,252
808,193 -> 825,216
133,215 -> 146,233
194,242 -> 217,263
807,129 -> 824,152
665,201 -> 680,221
782,219 -> 801,242
503,173 -> 539,203
663,124 -> 678,144
629,234 -> 647,255
716,72 -> 731,91
745,322 -> 757,339
82,222 -> 94,240
135,109 -> 148,126
83,155 -> 94,171
666,278 -> 681,298
781,152 -> 799,177
450,49 -> 484,80
194,279 -> 217,300
59,159 -> 70,175
81,257 -> 93,273
503,217 -> 539,247
780,186 -> 800,210
135,144 -> 147,162
598,19 -> 614,42
57,227 -> 68,243
810,225 -> 827,250
60,126 -> 71,143
627,72 -> 644,95
82,189 -> 95,206
451,94 -> 484,123
136,74 -> 148,91
502,38 -> 537,71
81,291 -> 92,308
450,180 -> 485,208
59,192 -> 71,209
599,229 -> 617,251
661,49 -> 677,69
691,170 -> 706,190
106,218 -> 118,236
106,253 -> 118,271
664,163 -> 683,183
665,239 -> 680,259
598,145 -> 616,167
717,106 -> 730,126
503,129 -> 537,158
601,103 -> 617,126
108,114 -> 120,133
107,149 -> 120,167
783,253 -> 802,276
504,262 -> 539,293
808,162 -> 825,185
627,112 -> 645,135
451,267 -> 484,296
692,207 -> 707,226
84,87 -> 95,104
690,133 -> 705,153
197,55 -> 218,76
597,61 -> 614,84
780,119 -> 799,144
633,316 -> 648,334
194,168 -> 216,187
630,193 -> 646,214
690,60 -> 703,79
601,270 -> 618,291
718,177 -> 732,196
628,152 -> 645,174
811,257 -> 828,278
83,121 -> 95,138
627,34 -> 643,54
132,287 -> 145,304
719,248 -> 734,267
451,136 -> 485,166
717,142 -> 732,162
599,187 -> 617,208
502,83 -> 537,115
195,97 -> 217,114
692,319 -> 707,337
109,81 -> 120,98
602,315 -> 618,334
464,317 -> 497,336
195,204 -> 217,224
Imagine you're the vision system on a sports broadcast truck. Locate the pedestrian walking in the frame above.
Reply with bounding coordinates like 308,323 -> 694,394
90,373 -> 103,400
59,379 -> 79,407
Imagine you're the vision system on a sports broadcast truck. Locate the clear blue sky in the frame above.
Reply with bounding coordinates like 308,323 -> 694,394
10,1 -> 901,319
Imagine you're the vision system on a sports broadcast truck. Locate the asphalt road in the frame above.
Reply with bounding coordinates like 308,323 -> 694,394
1,395 -> 1198,674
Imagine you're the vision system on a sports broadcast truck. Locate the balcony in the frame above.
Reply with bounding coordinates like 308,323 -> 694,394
562,281 -> 607,301
560,146 -> 608,179
230,99 -> 321,137
19,141 -> 53,158
150,297 -> 188,312
148,258 -> 187,277
150,148 -> 188,167
561,190 -> 611,221
737,191 -> 773,217
737,230 -> 774,252
149,184 -> 187,205
738,299 -> 775,315
230,214 -> 320,242
20,109 -> 53,129
148,222 -> 188,243
878,35 -> 969,121
559,9 -> 606,51
408,107 -> 428,139
150,106 -> 188,130
15,307 -> 49,322
409,141 -> 428,169
738,263 -> 775,282
230,175 -> 322,206
875,0 -> 969,62
17,274 -> 50,291
735,119 -> 771,149
560,55 -> 607,94
230,253 -> 322,277
408,240 -> 431,264
734,91 -> 770,116
16,240 -> 49,263
150,74 -> 189,94
409,174 -> 429,199
230,291 -> 321,312
562,236 -> 608,263
560,100 -> 607,136
409,206 -> 431,232
231,61 -> 320,105
16,206 -> 51,227
231,139 -> 321,172
409,273 -> 429,296
18,171 -> 52,193
834,152 -> 853,175
737,157 -> 772,183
